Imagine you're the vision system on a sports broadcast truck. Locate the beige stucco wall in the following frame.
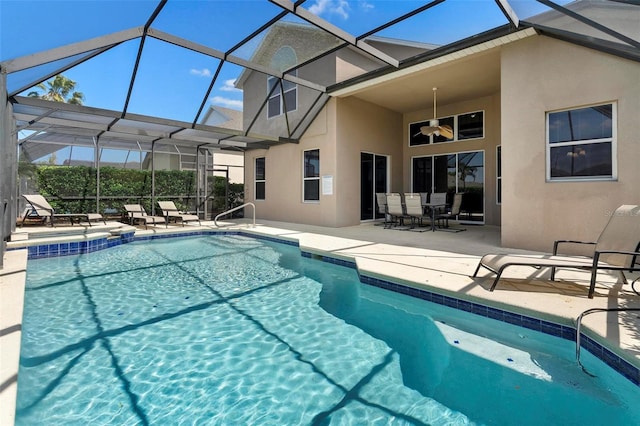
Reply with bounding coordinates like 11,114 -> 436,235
403,94 -> 502,226
244,96 -> 402,227
501,36 -> 640,251
244,100 -> 338,226
334,97 -> 403,226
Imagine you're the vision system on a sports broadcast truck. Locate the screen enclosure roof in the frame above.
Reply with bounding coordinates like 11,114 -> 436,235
1,0 -> 638,157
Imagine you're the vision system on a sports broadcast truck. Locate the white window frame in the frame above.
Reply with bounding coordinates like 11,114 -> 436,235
496,145 -> 501,205
267,70 -> 298,119
546,102 -> 617,182
255,157 -> 265,201
408,109 -> 484,146
303,149 -> 320,203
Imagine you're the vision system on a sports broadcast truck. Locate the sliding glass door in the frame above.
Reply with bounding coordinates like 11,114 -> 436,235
412,150 -> 484,223
361,153 -> 388,221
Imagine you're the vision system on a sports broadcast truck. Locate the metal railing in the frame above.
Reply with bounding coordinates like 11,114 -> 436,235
575,307 -> 640,375
214,202 -> 255,228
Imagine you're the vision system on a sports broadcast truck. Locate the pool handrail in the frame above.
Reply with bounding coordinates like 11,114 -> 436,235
575,307 -> 640,375
214,202 -> 255,228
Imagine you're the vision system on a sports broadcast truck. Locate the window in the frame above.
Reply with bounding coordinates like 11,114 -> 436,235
255,157 -> 265,200
267,71 -> 297,119
496,145 -> 501,205
303,149 -> 320,202
268,47 -> 297,119
409,110 -> 484,146
547,103 -> 615,180
458,111 -> 484,140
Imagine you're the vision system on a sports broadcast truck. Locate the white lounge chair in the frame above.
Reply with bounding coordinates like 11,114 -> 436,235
20,194 -> 105,227
473,204 -> 640,298
157,201 -> 200,227
123,204 -> 166,229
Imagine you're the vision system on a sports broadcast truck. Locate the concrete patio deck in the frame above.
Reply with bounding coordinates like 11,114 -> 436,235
1,219 -> 639,425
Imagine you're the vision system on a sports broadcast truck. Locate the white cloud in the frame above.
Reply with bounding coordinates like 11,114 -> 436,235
210,96 -> 243,110
308,0 -> 350,19
220,78 -> 241,92
358,0 -> 373,12
190,68 -> 211,77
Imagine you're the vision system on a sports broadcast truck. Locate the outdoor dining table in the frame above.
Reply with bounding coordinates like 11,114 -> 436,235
422,202 -> 447,232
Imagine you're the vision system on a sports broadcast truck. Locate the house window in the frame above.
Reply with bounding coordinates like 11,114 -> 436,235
303,149 -> 320,202
267,71 -> 297,119
547,103 -> 615,180
409,110 -> 484,146
458,111 -> 484,140
255,157 -> 265,200
496,145 -> 501,205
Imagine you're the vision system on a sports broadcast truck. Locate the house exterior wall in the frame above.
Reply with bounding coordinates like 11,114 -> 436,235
501,36 -> 640,251
244,101 -> 336,226
334,96 -> 403,226
403,93 -> 502,226
242,26 -> 639,247
244,96 -> 402,227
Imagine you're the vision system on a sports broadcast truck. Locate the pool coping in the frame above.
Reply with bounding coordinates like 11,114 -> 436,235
2,226 -> 639,424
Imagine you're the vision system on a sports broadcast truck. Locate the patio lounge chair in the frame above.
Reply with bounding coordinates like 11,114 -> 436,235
123,204 -> 166,229
473,204 -> 640,298
157,201 -> 201,227
20,194 -> 105,227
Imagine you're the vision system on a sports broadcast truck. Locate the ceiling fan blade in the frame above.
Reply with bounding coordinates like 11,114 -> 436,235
438,125 -> 453,139
420,125 -> 439,136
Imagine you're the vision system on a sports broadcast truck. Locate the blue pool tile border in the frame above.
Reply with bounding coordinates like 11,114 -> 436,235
12,231 -> 137,259
10,229 -> 300,260
299,250 -> 639,387
357,272 -> 638,387
13,230 -> 639,387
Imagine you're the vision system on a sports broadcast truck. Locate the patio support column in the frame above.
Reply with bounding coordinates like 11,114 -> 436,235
94,136 -> 100,215
0,70 -> 18,267
151,140 -> 156,215
196,146 -> 201,218
0,72 -> 7,265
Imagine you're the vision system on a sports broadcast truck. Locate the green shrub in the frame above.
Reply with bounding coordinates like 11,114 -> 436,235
32,166 -> 242,215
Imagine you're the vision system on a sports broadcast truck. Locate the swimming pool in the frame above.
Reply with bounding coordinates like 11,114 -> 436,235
16,234 -> 640,425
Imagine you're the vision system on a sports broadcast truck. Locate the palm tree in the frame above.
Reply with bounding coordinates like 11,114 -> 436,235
27,74 -> 84,104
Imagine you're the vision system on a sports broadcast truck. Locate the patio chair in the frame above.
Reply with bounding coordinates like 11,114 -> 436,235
375,193 -> 390,227
20,194 -> 105,227
385,193 -> 410,230
123,204 -> 166,229
404,193 -> 428,232
436,193 -> 466,232
157,201 -> 201,227
473,204 -> 640,298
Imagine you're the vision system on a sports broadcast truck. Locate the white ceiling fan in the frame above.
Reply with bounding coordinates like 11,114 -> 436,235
420,87 -> 453,140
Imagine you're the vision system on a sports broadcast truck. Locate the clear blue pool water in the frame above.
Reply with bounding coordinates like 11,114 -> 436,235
16,235 -> 640,425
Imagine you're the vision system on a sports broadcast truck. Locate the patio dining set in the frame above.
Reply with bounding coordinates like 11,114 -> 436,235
376,192 -> 465,233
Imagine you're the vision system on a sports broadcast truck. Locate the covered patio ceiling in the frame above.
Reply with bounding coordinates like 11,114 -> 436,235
2,0 -> 638,157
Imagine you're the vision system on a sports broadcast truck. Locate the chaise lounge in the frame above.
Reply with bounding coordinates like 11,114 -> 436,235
20,194 -> 105,227
473,204 -> 640,298
157,201 -> 201,227
123,204 -> 166,229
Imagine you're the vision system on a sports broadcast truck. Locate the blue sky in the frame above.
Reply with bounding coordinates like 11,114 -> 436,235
0,0 -> 557,124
